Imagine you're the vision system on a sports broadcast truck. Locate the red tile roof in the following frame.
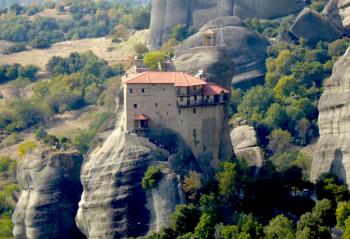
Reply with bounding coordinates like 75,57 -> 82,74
123,72 -> 207,87
134,114 -> 149,121
203,82 -> 230,96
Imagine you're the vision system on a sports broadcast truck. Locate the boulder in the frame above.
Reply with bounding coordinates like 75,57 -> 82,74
311,47 -> 350,186
12,148 -> 85,239
323,0 -> 350,35
174,47 -> 236,89
290,8 -> 343,43
149,0 -> 305,49
174,16 -> 269,87
230,125 -> 265,170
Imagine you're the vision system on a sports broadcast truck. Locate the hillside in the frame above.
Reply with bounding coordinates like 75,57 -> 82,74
0,29 -> 149,69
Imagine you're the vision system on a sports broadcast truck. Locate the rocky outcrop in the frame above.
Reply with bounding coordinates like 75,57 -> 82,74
12,148 -> 85,239
76,115 -> 185,238
290,8 -> 343,43
230,124 -> 265,170
174,16 -> 269,87
149,0 -> 305,49
323,0 -> 350,35
174,47 -> 236,89
311,48 -> 350,186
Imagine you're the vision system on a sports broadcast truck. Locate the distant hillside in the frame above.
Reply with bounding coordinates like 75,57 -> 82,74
0,0 -> 151,8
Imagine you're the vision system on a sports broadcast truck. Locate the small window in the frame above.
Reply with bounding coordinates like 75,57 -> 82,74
142,88 -> 145,93
163,88 -> 166,91
129,89 -> 133,93
180,96 -> 184,102
194,95 -> 197,101
193,108 -> 196,114
134,104 -> 137,108
155,103 -> 158,107
169,104 -> 171,107
166,112 -> 168,116
179,109 -> 181,114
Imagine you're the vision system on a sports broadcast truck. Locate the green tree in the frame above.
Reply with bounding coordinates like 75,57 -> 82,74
336,201 -> 350,229
141,165 -> 163,190
143,51 -> 166,70
35,127 -> 48,141
264,215 -> 295,239
267,129 -> 292,154
312,199 -> 336,228
217,161 -> 237,198
265,103 -> 288,129
273,75 -> 297,99
170,204 -> 200,235
194,213 -> 216,239
237,85 -> 274,120
328,39 -> 350,58
18,141 -> 37,158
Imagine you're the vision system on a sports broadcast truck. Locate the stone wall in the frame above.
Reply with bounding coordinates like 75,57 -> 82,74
124,83 -> 226,167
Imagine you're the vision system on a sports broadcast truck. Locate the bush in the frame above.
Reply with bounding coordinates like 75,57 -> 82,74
72,129 -> 97,154
143,51 -> 166,71
3,43 -> 26,54
0,157 -> 17,177
170,204 -> 200,235
142,165 -> 163,190
35,127 -> 48,141
18,141 -> 37,158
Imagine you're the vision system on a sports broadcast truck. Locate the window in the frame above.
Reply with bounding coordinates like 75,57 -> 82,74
163,88 -> 166,91
142,88 -> 145,93
180,96 -> 184,102
155,103 -> 158,107
194,95 -> 197,101
179,109 -> 181,114
129,89 -> 133,93
134,104 -> 137,108
193,108 -> 196,114
169,104 -> 171,106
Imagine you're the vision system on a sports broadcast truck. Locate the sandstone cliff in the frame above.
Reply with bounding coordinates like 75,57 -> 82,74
149,0 -> 305,49
323,0 -> 350,35
12,148 -> 85,239
174,16 -> 269,87
311,48 -> 350,186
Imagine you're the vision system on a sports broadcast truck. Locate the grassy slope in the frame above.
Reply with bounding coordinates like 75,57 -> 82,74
0,29 -> 149,69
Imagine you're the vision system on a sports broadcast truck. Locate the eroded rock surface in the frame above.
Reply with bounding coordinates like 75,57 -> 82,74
12,148 -> 85,239
290,8 -> 343,43
230,125 -> 265,170
175,16 -> 269,87
150,0 -> 305,48
323,0 -> 350,35
76,93 -> 192,238
311,48 -> 350,186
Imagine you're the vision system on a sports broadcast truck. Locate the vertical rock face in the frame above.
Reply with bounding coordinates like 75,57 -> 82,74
149,0 -> 305,49
76,91 -> 187,239
12,148 -> 85,239
311,48 -> 350,186
323,0 -> 350,35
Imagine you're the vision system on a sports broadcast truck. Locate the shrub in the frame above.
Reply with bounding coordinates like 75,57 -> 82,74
18,141 -> 37,158
35,127 -> 48,141
143,51 -> 166,70
3,43 -> 26,54
0,157 -> 17,177
141,165 -> 163,190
